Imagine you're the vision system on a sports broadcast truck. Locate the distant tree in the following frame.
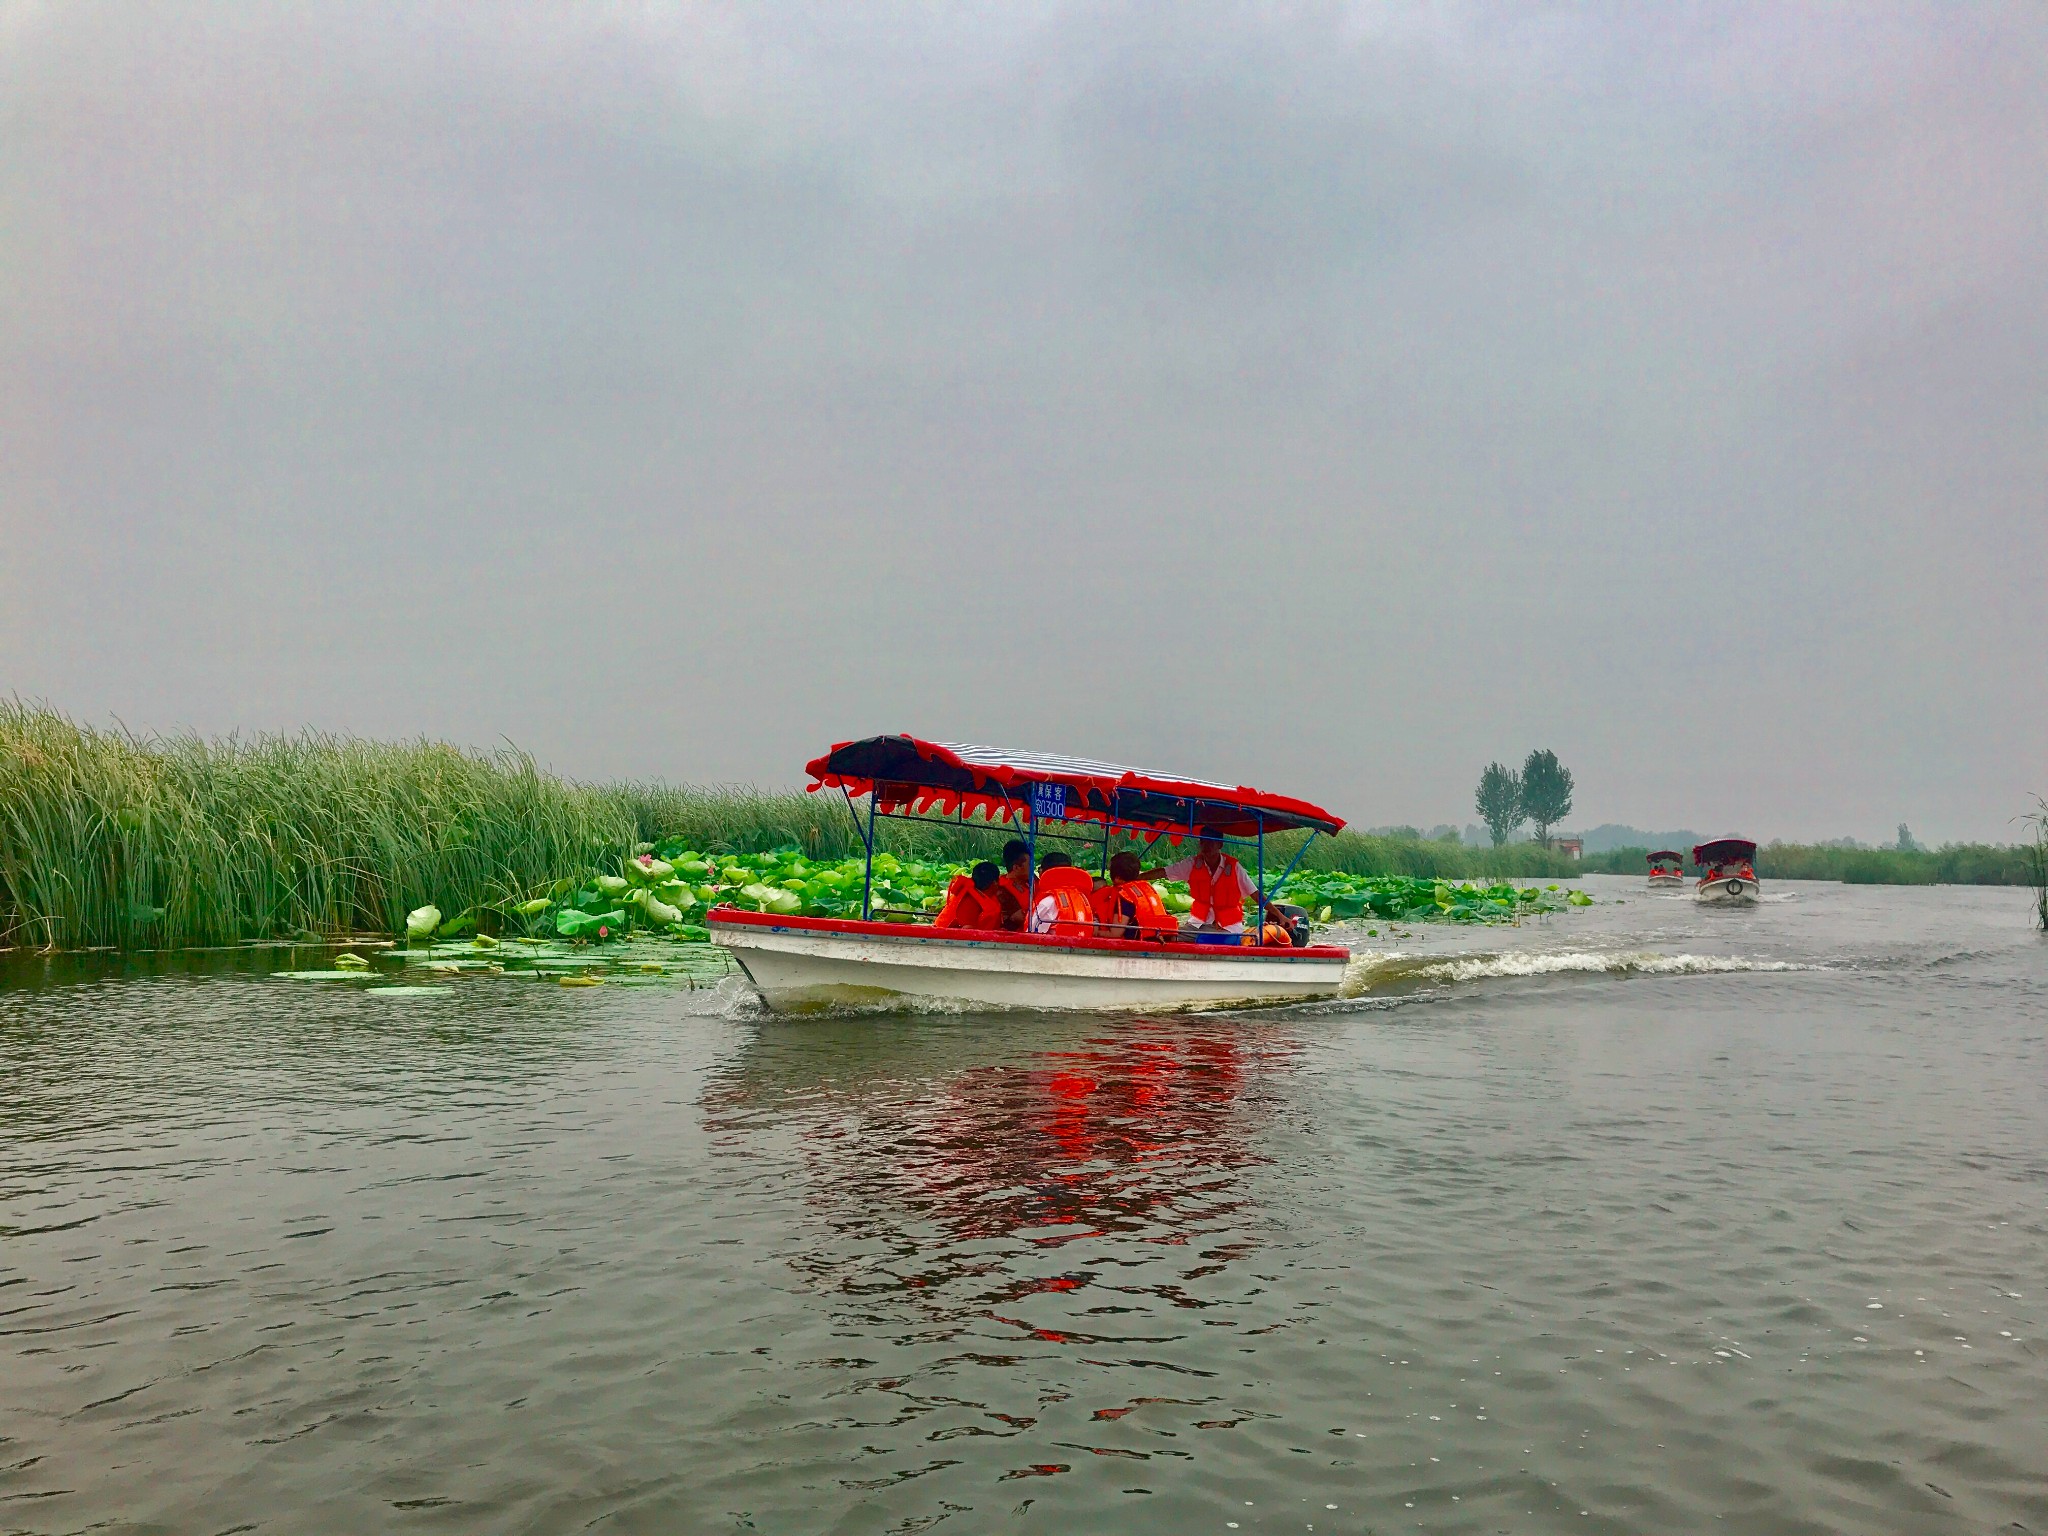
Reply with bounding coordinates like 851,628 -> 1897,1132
1520,749 -> 1575,848
1896,823 -> 1920,852
1475,762 -> 1524,847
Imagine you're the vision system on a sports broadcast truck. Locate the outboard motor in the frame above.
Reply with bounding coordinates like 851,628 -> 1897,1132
1273,902 -> 1313,948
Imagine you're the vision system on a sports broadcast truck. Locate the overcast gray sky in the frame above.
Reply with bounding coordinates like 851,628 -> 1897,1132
3,1 -> 2044,843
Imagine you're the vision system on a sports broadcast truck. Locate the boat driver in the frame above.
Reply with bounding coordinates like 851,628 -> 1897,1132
1137,833 -> 1284,944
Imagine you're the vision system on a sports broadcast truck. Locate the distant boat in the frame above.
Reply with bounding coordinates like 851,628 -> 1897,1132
1647,849 -> 1686,888
1693,837 -> 1759,904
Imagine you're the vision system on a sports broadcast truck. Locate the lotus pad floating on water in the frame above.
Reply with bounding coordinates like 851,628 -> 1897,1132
366,985 -> 449,995
276,970 -> 378,980
1271,870 -> 1576,925
403,837 -> 1591,950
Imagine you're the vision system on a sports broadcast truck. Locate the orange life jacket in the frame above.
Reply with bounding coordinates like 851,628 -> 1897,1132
1187,855 -> 1247,927
935,872 -> 1005,930
1031,866 -> 1099,937
1099,878 -> 1176,940
997,870 -> 1033,928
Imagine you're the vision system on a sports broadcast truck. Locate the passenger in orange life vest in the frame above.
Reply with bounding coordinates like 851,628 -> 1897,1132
934,861 -> 1005,930
994,839 -> 1034,931
1138,833 -> 1284,942
1094,851 -> 1179,941
1028,851 -> 1100,937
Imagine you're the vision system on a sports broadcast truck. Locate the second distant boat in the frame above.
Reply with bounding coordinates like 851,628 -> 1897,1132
1647,850 -> 1686,888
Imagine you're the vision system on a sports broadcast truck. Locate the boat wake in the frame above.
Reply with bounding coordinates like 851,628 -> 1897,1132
1342,948 -> 1823,994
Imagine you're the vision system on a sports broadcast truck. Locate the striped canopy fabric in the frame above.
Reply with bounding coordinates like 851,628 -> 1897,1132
803,735 -> 1344,838
1692,837 -> 1756,864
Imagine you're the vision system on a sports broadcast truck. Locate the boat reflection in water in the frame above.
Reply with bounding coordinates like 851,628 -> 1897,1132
699,1015 -> 1298,1346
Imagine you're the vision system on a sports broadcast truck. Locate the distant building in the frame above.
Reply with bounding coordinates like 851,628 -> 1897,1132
1553,838 -> 1583,860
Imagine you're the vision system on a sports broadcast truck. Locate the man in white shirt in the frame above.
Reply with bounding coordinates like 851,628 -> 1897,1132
1139,834 -> 1275,941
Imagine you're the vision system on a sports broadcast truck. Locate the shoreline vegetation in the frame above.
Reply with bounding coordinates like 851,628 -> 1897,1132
0,702 -> 2034,951
1580,841 -> 2037,885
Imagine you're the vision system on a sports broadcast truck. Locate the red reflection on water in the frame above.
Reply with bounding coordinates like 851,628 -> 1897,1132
703,1018 -> 1297,1339
882,1027 -> 1265,1246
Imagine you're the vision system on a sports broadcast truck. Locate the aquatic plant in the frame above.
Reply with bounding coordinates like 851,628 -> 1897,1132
2024,798 -> 2048,932
0,702 -> 654,949
515,843 -> 1584,942
1271,869 -> 1584,924
2,702 -> 1588,951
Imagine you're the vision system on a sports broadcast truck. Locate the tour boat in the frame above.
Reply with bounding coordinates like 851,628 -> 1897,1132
1647,849 -> 1686,887
709,736 -> 1351,1012
1693,837 -> 1760,904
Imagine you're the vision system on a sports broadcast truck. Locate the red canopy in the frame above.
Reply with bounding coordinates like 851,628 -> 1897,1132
804,736 -> 1345,839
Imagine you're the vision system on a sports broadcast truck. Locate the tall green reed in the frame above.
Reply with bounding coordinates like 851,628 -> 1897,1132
2024,798 -> 2048,932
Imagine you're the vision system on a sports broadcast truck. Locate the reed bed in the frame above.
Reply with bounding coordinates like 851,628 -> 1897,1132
2,703 -> 1595,951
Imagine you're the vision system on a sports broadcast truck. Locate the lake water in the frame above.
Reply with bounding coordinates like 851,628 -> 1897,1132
3,877 -> 2044,1533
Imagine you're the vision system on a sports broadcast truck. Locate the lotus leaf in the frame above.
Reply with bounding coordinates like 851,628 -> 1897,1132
405,905 -> 442,940
594,875 -> 630,896
557,907 -> 626,940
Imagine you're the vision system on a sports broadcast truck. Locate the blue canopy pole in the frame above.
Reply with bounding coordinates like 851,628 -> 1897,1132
1025,789 -> 1039,905
1255,813 -> 1265,939
838,785 -> 867,856
860,791 -> 878,920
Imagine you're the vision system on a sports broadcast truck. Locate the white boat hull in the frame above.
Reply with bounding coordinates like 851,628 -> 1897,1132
1647,873 -> 1685,888
710,914 -> 1348,1013
1695,875 -> 1759,904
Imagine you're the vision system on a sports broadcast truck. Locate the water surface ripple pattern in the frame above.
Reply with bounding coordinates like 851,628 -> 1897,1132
1,879 -> 2044,1532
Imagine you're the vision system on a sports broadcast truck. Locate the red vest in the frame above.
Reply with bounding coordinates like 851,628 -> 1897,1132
1187,855 -> 1247,927
935,872 -> 1005,930
1100,878 -> 1176,939
997,870 -> 1033,928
